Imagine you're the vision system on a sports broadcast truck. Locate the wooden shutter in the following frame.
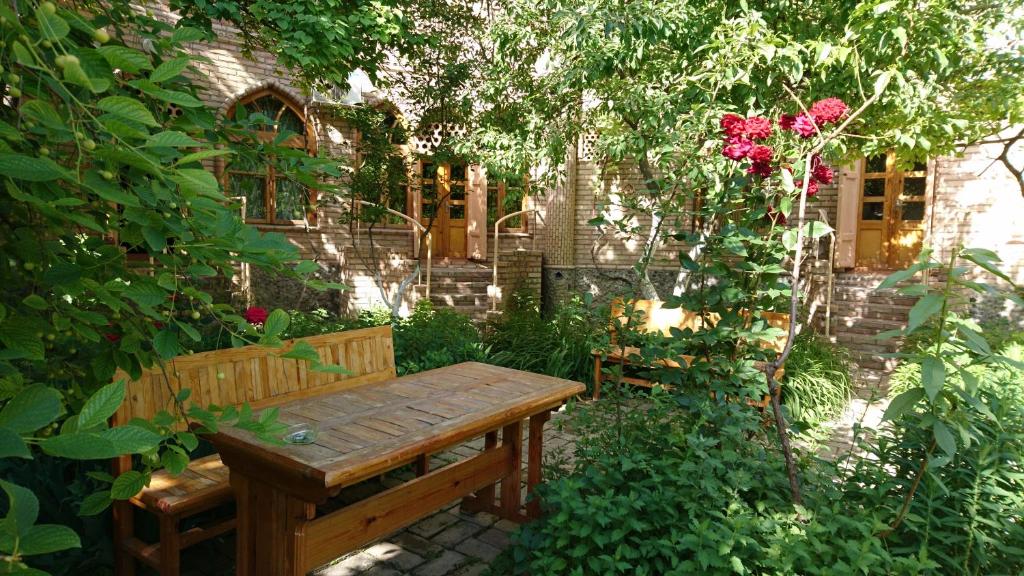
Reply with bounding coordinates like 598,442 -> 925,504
835,159 -> 863,269
467,164 -> 488,260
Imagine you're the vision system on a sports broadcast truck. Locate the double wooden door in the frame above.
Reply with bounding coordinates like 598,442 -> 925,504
420,161 -> 467,259
856,154 -> 928,269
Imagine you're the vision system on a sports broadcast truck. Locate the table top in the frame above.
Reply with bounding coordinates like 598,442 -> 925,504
211,362 -> 584,490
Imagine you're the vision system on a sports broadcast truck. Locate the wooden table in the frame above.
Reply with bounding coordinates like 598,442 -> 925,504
208,362 -> 584,575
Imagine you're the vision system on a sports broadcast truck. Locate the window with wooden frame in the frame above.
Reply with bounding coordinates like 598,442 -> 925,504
224,90 -> 316,226
486,175 -> 529,233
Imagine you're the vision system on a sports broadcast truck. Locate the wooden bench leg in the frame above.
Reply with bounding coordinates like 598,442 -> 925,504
231,471 -> 315,576
414,453 -> 430,477
461,430 -> 498,514
526,411 -> 550,519
499,421 -> 523,520
112,500 -> 136,576
592,355 -> 603,400
159,515 -> 181,576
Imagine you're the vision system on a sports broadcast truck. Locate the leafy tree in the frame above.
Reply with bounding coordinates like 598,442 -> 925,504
0,0 -> 407,571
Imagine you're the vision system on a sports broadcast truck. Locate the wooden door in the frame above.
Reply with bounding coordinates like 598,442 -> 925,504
855,154 -> 928,269
418,161 -> 468,259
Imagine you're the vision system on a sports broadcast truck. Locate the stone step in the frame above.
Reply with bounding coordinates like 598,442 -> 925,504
834,330 -> 901,346
831,316 -> 907,331
415,281 -> 491,294
430,293 -> 490,307
830,305 -> 914,320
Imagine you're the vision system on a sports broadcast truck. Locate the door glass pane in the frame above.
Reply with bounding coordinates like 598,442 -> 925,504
901,201 -> 925,221
866,155 -> 887,173
911,161 -> 927,172
421,182 -> 436,201
450,184 -> 465,201
422,202 -> 437,219
863,179 -> 885,197
275,178 -> 307,221
422,162 -> 437,180
228,173 -> 266,220
449,204 -> 465,219
904,177 -> 926,197
862,202 -> 884,220
450,164 -> 466,180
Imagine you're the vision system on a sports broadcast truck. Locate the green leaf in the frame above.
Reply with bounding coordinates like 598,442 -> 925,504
154,329 -> 180,359
883,388 -> 924,421
96,96 -> 160,127
35,7 -> 69,41
0,428 -> 30,459
40,433 -> 117,459
0,480 -> 39,539
933,421 -> 956,457
960,247 -> 1012,282
175,149 -> 232,166
0,154 -> 69,182
279,341 -> 319,362
906,294 -> 943,334
921,356 -> 945,402
123,281 -> 166,307
101,425 -> 163,454
84,170 -> 140,207
170,27 -> 207,43
161,447 -> 189,475
263,309 -> 290,338
77,380 -> 126,431
19,100 -> 66,132
110,470 -> 147,499
0,385 -> 62,434
170,168 -> 222,197
17,524 -> 81,555
97,46 -> 152,73
149,57 -> 191,83
78,491 -> 112,516
21,295 -> 47,310
294,260 -> 319,274
145,131 -> 202,148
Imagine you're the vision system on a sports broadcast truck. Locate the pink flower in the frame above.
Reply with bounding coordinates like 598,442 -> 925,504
722,136 -> 753,161
244,306 -> 269,326
747,162 -> 774,178
792,114 -> 818,138
744,116 -> 772,140
796,179 -> 820,197
779,114 -> 797,131
720,113 -> 746,138
748,144 -> 773,163
809,97 -> 848,124
812,164 -> 834,185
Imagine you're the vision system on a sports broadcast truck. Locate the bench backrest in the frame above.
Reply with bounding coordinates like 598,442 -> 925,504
611,299 -> 790,353
111,325 -> 396,426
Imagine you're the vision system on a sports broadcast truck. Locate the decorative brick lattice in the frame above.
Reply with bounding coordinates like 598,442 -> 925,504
411,123 -> 469,155
578,132 -> 600,161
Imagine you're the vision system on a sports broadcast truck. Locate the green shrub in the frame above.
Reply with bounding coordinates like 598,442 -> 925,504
393,301 -> 486,374
509,393 -> 915,575
780,332 -> 853,425
486,291 -> 604,384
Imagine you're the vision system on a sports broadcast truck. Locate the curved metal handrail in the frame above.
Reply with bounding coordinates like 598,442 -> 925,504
353,200 -> 431,299
491,209 -> 545,311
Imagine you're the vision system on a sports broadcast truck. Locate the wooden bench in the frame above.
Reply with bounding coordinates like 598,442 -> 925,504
111,325 -> 397,576
591,300 -> 790,405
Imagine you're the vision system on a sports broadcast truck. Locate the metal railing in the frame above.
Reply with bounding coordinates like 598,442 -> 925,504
491,209 -> 545,312
352,200 -> 432,299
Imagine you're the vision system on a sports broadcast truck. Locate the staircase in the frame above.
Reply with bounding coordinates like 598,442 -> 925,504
829,271 -> 919,371
414,262 -> 493,323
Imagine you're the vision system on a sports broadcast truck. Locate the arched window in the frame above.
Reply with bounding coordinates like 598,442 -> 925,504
224,90 -> 315,225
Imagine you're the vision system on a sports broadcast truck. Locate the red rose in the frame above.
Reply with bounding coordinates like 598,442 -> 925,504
796,179 -> 820,197
720,113 -> 746,138
748,144 -> 773,163
812,164 -> 834,185
779,114 -> 797,131
104,333 -> 121,343
747,161 -> 774,178
744,116 -> 772,140
809,97 -> 848,125
244,306 -> 269,326
792,114 -> 817,138
722,136 -> 753,161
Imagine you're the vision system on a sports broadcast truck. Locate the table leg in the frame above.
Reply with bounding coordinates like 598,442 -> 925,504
499,421 -> 523,519
526,410 -> 551,519
593,355 -> 603,399
460,430 -> 498,514
231,471 -> 316,576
